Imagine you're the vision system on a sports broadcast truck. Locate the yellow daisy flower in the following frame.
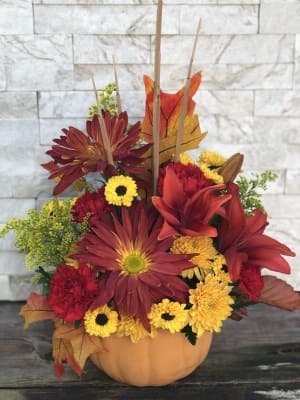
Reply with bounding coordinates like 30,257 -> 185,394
148,299 -> 188,333
199,151 -> 227,184
84,305 -> 118,337
117,315 -> 157,343
179,152 -> 195,165
188,275 -> 234,337
104,175 -> 137,207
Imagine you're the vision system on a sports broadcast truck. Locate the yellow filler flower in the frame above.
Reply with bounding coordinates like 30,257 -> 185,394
84,305 -> 118,337
104,175 -> 137,207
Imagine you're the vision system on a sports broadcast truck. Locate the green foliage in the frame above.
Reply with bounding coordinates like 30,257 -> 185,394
0,198 -> 89,270
88,82 -> 117,118
181,325 -> 197,346
236,170 -> 278,216
33,266 -> 54,295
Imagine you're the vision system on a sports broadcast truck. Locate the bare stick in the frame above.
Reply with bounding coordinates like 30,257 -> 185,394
92,76 -> 114,166
174,18 -> 201,162
152,0 -> 163,195
112,55 -> 122,116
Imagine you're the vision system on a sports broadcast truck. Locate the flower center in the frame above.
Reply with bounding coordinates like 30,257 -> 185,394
95,313 -> 108,326
161,313 -> 175,321
121,253 -> 148,274
116,185 -> 127,196
86,144 -> 102,161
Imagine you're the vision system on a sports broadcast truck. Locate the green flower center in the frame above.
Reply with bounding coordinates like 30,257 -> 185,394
95,313 -> 108,326
161,313 -> 175,321
122,254 -> 148,274
116,185 -> 127,196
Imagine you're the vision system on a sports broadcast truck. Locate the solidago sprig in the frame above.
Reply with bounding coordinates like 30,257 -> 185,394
0,198 -> 89,269
236,170 -> 278,216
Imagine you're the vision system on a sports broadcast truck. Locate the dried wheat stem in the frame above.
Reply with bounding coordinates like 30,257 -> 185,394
112,55 -> 122,116
92,76 -> 114,166
175,18 -> 201,162
152,0 -> 163,195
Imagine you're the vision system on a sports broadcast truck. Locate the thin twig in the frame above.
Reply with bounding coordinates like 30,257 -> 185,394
175,18 -> 201,162
92,76 -> 114,166
112,55 -> 122,116
152,0 -> 163,195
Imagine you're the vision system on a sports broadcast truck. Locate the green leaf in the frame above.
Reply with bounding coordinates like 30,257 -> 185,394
181,325 -> 197,346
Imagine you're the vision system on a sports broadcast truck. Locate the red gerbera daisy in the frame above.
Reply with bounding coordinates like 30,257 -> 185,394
42,111 -> 151,195
218,182 -> 295,300
71,188 -> 112,224
49,263 -> 99,323
72,201 -> 192,330
152,166 -> 231,239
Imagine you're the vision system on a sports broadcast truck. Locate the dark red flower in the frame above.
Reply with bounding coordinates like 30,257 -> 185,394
49,264 -> 98,322
152,166 -> 231,239
158,162 -> 213,197
238,264 -> 264,301
42,111 -> 151,196
71,188 -> 112,224
218,183 -> 295,300
72,201 -> 191,331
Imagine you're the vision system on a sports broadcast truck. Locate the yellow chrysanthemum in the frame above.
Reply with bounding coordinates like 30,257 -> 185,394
171,236 -> 225,280
84,305 -> 118,337
117,315 -> 157,343
179,152 -> 195,165
199,151 -> 227,167
104,175 -> 137,207
199,151 -> 227,184
188,275 -> 234,337
148,299 -> 188,333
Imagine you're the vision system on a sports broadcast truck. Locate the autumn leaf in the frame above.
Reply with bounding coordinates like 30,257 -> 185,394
141,72 -> 207,166
19,292 -> 55,328
258,276 -> 300,311
53,323 -> 106,372
52,335 -> 82,378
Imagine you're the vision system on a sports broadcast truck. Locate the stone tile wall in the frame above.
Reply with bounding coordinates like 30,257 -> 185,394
0,0 -> 299,299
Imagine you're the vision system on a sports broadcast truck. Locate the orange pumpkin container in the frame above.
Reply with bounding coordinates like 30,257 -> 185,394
91,330 -> 213,387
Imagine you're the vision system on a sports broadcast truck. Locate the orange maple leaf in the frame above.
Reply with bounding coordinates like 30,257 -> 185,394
53,335 -> 82,378
19,292 -> 55,328
141,71 -> 207,165
53,324 -> 106,372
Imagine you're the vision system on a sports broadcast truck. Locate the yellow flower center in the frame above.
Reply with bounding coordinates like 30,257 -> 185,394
86,144 -> 102,161
121,253 -> 148,274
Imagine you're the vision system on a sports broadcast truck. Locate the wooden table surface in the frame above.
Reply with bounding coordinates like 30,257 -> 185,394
0,302 -> 300,400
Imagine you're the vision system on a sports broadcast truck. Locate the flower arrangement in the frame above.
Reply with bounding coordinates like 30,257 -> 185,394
1,2 -> 299,386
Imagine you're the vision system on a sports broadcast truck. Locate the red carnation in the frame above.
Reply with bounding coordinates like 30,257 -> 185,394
71,188 -> 112,224
158,162 -> 213,196
238,264 -> 264,301
49,264 -> 98,322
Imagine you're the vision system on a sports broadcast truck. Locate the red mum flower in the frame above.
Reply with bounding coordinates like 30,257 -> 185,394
49,264 -> 98,323
42,111 -> 151,195
218,182 -> 295,300
158,162 -> 213,197
152,167 -> 231,239
72,201 -> 191,330
71,188 -> 112,224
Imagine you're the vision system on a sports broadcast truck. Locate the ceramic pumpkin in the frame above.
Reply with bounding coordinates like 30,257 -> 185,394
90,330 -> 213,387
